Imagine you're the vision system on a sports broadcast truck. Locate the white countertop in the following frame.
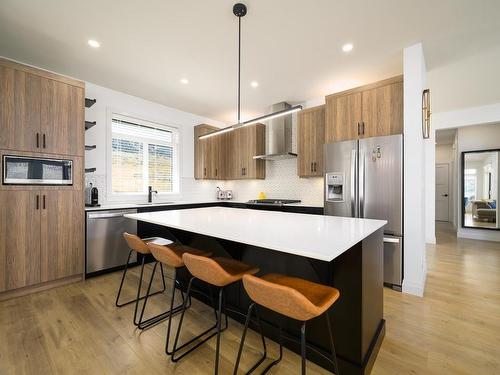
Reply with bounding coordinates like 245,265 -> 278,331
85,200 -> 323,211
124,207 -> 386,261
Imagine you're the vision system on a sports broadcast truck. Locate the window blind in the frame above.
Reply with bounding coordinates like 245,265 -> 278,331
110,114 -> 177,194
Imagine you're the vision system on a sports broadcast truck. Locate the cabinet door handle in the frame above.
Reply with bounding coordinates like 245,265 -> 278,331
36,133 -> 40,148
310,162 -> 313,172
204,167 -> 206,176
357,122 -> 361,135
215,168 -> 218,177
43,134 -> 46,148
42,195 -> 46,209
313,162 -> 316,172
36,194 -> 39,210
361,122 -> 365,135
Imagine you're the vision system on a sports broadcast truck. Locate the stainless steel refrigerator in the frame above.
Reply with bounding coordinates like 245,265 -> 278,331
324,134 -> 403,291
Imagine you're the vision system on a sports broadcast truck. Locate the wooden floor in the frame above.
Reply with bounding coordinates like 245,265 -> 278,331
1,222 -> 499,374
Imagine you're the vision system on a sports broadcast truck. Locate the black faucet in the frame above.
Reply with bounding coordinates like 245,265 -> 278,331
148,186 -> 158,203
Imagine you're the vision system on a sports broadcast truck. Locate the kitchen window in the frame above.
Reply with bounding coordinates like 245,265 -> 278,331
109,113 -> 179,197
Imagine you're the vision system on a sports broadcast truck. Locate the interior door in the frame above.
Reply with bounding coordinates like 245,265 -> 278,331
436,163 -> 450,222
359,134 -> 403,235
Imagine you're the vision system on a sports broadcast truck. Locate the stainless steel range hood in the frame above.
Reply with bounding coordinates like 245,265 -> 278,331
253,102 -> 297,160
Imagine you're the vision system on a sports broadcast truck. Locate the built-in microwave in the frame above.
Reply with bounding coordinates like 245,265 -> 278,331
2,155 -> 73,185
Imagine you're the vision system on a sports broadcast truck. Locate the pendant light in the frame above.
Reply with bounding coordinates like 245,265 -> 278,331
199,3 -> 302,140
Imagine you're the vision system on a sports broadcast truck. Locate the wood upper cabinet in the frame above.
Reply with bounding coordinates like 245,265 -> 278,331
361,81 -> 403,138
41,78 -> 84,156
298,105 -> 325,177
0,66 -> 41,152
325,76 -> 403,143
234,124 -> 265,179
0,190 -> 41,292
325,92 -> 361,143
40,190 -> 83,282
194,123 -> 265,180
0,58 -> 84,157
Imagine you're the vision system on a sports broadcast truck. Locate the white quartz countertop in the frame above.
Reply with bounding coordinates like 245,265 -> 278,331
124,207 -> 386,261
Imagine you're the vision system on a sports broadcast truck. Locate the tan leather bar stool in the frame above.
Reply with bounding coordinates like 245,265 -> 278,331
115,232 -> 170,327
234,274 -> 341,375
145,241 -> 211,351
171,253 -> 259,375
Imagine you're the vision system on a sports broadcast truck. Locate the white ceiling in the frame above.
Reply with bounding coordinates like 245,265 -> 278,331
1,0 -> 500,123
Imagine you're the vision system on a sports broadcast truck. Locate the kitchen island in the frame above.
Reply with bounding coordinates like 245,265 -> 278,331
125,207 -> 386,374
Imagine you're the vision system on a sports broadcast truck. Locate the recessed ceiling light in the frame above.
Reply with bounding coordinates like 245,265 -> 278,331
180,78 -> 189,84
250,81 -> 259,88
342,43 -> 353,52
88,39 -> 100,48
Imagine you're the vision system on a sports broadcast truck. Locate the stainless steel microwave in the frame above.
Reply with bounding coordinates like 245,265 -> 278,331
2,155 -> 73,185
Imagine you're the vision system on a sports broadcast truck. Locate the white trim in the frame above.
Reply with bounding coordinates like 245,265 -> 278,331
402,276 -> 426,297
105,107 -> 183,202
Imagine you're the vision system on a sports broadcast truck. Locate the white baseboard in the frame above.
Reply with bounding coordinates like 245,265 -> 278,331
457,228 -> 500,242
426,236 -> 436,244
402,276 -> 427,297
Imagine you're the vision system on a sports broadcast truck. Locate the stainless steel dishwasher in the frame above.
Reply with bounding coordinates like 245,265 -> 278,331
86,209 -> 138,276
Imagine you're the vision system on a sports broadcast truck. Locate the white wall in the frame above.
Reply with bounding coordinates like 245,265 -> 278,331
85,82 -> 325,206
456,123 -> 500,241
84,82 -> 224,203
428,44 -> 500,115
402,43 -> 428,297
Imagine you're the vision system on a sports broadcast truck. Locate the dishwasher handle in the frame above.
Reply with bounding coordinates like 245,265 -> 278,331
87,210 -> 137,219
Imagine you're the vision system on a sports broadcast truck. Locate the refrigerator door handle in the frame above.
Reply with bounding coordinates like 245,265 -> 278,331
359,149 -> 365,217
384,237 -> 400,243
350,149 -> 357,217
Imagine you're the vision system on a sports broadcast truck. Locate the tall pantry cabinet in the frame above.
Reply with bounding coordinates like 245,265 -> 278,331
0,58 -> 84,297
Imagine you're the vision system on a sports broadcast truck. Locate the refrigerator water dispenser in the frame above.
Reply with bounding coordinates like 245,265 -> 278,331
326,173 -> 344,202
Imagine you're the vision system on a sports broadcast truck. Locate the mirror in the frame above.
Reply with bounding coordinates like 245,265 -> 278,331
462,150 -> 499,230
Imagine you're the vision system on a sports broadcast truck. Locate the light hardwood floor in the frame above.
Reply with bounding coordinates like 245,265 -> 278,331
1,222 -> 499,374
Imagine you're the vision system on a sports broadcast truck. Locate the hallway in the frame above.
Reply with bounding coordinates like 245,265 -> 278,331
374,222 -> 500,374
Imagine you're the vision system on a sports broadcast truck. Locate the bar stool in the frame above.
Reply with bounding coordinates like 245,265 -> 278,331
143,241 -> 211,348
115,232 -> 170,327
234,274 -> 341,375
172,253 -> 259,374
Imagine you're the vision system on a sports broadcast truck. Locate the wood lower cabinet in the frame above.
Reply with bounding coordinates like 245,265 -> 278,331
298,105 -> 325,177
325,76 -> 403,143
0,190 -> 41,292
0,66 -> 41,152
40,190 -> 83,282
194,123 -> 265,180
41,78 -> 84,156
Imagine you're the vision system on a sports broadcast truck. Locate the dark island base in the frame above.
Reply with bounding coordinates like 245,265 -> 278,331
139,222 -> 385,375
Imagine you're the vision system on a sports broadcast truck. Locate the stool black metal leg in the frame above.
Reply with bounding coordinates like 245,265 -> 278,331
326,312 -> 340,375
171,277 -> 220,362
232,303 -> 269,375
133,256 -> 147,326
166,268 -> 181,354
214,288 -> 224,375
115,249 -> 134,307
259,309 -> 282,375
301,321 -> 307,375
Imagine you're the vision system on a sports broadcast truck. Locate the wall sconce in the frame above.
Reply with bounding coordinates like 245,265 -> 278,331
422,88 -> 431,139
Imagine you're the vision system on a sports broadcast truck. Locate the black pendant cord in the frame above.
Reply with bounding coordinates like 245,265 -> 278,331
237,16 -> 241,124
